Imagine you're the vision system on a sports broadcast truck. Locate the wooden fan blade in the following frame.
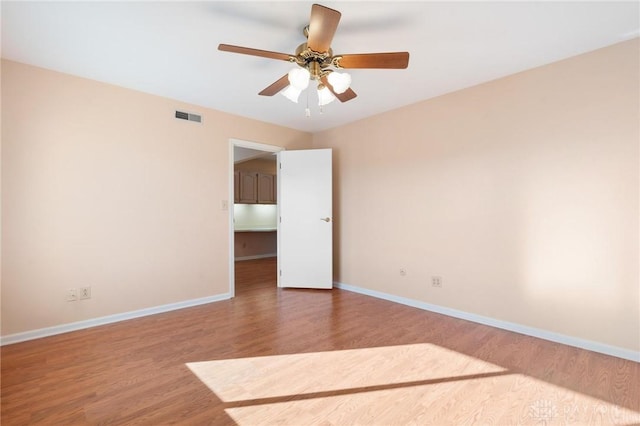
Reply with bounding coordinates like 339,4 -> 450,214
333,87 -> 357,103
307,4 -> 341,53
337,52 -> 410,69
259,74 -> 290,96
320,75 -> 357,103
218,44 -> 293,62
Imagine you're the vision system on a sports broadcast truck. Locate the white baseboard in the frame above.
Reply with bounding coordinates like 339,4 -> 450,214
333,281 -> 639,363
235,253 -> 277,261
0,293 -> 231,346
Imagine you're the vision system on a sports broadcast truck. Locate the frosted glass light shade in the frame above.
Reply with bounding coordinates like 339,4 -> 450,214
317,86 -> 336,106
281,86 -> 302,103
327,71 -> 351,94
288,67 -> 310,90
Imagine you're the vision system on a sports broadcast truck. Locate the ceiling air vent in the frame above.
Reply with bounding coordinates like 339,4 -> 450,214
175,110 -> 202,123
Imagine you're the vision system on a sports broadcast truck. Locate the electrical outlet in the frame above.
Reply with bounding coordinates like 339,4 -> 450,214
432,276 -> 442,288
79,286 -> 91,300
66,288 -> 78,302
400,268 -> 407,276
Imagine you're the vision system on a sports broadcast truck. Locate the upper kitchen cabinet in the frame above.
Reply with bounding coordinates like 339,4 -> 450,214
237,171 -> 258,204
234,171 -> 240,203
257,173 -> 276,204
235,157 -> 277,205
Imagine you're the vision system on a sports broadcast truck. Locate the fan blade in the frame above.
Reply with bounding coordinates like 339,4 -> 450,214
333,87 -> 357,103
337,52 -> 410,69
320,75 -> 357,103
218,44 -> 293,62
259,74 -> 290,96
307,4 -> 341,53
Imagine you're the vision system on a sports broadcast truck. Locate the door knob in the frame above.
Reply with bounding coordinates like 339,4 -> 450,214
321,217 -> 331,222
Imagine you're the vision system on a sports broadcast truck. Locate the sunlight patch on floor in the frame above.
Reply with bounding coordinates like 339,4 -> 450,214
187,344 -> 504,401
186,343 -> 640,425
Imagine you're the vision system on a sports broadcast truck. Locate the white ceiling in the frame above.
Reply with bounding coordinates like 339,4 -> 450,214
234,146 -> 276,163
2,1 -> 638,133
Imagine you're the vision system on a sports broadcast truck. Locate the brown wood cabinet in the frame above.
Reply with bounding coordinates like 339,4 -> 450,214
257,173 -> 276,204
235,171 -> 276,204
234,171 -> 240,203
238,171 -> 257,203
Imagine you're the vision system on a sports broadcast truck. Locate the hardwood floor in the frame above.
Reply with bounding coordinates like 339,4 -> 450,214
2,257 -> 639,425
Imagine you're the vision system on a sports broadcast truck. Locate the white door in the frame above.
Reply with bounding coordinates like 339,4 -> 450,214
278,149 -> 332,289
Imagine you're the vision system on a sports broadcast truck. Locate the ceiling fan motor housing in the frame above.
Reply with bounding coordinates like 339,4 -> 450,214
292,43 -> 340,80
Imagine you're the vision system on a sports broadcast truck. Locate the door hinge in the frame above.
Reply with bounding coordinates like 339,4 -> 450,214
279,269 -> 282,276
279,216 -> 281,223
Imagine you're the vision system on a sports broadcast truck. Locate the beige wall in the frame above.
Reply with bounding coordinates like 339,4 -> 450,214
1,59 -> 312,336
313,39 -> 639,352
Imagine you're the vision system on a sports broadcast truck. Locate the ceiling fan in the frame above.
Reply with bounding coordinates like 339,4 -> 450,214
218,3 -> 410,109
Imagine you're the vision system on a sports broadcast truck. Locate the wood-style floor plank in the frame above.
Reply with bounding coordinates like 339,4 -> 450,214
2,257 -> 639,425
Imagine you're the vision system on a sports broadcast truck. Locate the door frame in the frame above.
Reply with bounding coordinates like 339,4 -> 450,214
228,138 -> 284,297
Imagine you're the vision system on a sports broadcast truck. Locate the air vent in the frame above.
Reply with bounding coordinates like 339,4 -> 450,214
175,110 -> 202,123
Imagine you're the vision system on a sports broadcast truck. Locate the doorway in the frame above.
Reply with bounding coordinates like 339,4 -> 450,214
228,139 -> 283,297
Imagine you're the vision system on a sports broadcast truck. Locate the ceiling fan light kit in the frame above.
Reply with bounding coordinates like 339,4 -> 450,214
288,67 -> 311,91
280,85 -> 303,103
218,3 -> 409,115
317,84 -> 336,106
327,71 -> 351,94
